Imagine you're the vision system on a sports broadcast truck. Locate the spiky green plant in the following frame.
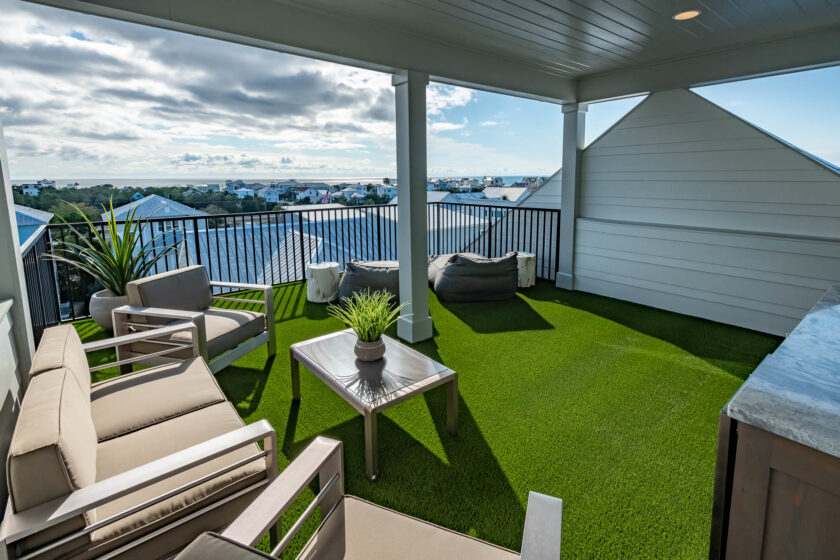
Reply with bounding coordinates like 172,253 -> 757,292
326,289 -> 408,342
45,199 -> 177,297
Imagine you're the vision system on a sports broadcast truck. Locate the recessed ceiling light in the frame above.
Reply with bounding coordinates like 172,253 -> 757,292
673,9 -> 701,21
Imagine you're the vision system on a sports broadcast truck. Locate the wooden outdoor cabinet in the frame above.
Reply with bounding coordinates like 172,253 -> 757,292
711,415 -> 840,559
709,285 -> 840,560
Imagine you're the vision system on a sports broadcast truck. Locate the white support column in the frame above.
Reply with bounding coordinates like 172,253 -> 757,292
556,103 -> 587,290
392,70 -> 433,343
0,117 -> 35,376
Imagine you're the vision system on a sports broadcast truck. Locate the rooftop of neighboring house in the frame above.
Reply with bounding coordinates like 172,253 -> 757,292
105,194 -> 209,221
482,186 -> 530,202
14,204 -> 53,225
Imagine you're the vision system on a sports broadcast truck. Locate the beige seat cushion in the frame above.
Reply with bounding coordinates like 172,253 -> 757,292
299,496 -> 519,560
91,358 -> 226,441
8,368 -> 97,515
7,368 -> 98,557
174,532 -> 274,560
126,265 -> 212,311
130,308 -> 265,360
92,402 -> 265,548
29,324 -> 91,396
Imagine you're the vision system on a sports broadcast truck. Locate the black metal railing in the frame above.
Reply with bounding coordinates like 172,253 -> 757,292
21,226 -> 61,342
24,202 -> 560,326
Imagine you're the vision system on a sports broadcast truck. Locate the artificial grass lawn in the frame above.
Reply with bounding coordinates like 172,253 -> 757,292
76,280 -> 780,559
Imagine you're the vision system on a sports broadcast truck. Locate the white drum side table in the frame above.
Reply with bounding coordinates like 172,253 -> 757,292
306,262 -> 340,302
517,252 -> 536,288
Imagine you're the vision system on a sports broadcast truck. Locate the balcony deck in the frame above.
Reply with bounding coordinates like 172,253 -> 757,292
74,280 -> 780,558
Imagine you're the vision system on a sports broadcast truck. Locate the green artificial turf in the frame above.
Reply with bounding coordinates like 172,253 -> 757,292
75,281 -> 780,559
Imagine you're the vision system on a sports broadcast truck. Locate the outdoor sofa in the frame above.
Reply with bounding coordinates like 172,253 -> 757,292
175,437 -> 563,559
428,253 -> 519,302
111,265 -> 276,374
0,324 -> 278,559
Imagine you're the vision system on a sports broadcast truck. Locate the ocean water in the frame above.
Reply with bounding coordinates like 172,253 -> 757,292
13,176 -> 536,189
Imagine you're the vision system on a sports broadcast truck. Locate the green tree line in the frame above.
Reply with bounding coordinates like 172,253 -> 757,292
13,184 -> 394,223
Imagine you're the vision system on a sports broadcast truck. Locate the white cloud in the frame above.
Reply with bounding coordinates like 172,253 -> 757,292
0,0 -> 399,178
480,121 -> 498,126
426,85 -> 473,116
429,118 -> 468,133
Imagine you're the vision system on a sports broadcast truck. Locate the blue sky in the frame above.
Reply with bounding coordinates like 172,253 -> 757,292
1,0 -> 839,181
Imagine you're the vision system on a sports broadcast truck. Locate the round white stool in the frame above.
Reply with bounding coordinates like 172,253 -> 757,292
306,262 -> 340,302
516,252 -> 536,288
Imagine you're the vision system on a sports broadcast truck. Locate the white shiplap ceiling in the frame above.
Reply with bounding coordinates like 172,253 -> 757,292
25,0 -> 840,102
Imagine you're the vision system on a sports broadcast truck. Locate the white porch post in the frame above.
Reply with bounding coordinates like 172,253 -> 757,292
392,70 -> 433,343
0,117 -> 35,375
556,103 -> 587,290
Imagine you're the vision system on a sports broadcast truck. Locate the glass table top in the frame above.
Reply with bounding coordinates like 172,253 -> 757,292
294,331 -> 452,405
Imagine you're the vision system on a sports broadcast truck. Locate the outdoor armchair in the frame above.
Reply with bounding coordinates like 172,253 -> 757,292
175,437 -> 563,560
0,324 -> 279,559
112,265 -> 276,374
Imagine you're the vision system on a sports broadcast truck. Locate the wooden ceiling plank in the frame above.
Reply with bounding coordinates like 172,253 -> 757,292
406,0 -> 631,66
481,0 -> 648,57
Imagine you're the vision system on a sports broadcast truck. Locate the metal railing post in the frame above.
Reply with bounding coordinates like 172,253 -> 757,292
297,212 -> 306,281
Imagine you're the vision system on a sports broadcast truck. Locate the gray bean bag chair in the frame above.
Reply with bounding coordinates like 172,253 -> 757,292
428,253 -> 518,302
338,260 -> 400,303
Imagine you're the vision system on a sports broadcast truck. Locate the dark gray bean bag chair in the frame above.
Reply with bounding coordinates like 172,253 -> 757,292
428,253 -> 518,302
338,260 -> 400,303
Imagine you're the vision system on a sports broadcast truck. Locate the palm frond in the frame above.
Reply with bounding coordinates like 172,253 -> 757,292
44,198 -> 178,296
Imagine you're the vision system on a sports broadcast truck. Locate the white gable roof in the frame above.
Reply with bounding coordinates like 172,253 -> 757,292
15,204 -> 54,225
105,194 -> 209,221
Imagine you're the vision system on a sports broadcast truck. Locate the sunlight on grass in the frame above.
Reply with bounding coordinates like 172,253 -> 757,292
74,280 -> 780,559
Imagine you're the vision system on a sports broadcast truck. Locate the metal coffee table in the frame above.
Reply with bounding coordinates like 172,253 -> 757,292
290,329 -> 458,480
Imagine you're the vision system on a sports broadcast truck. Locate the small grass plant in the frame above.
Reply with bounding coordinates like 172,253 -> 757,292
326,289 -> 406,342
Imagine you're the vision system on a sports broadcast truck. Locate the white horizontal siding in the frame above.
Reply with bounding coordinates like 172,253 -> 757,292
573,89 -> 840,335
580,89 -> 840,237
575,219 -> 840,336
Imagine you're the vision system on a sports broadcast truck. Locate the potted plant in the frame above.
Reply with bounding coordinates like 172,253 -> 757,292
46,199 -> 176,332
327,289 -> 407,361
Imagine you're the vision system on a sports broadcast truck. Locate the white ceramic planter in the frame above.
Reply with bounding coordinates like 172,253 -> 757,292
354,337 -> 386,361
89,289 -> 129,332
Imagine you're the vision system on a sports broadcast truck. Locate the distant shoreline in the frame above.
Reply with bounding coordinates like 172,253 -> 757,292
11,176 -> 540,189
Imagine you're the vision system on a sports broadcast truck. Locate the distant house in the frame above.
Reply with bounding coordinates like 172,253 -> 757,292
65,182 -> 81,190
18,180 -> 53,197
271,180 -> 300,193
294,186 -> 324,201
519,177 -> 547,191
330,185 -> 367,201
233,188 -> 256,199
482,176 -> 505,187
334,183 -> 367,194
302,182 -> 333,192
182,189 -> 201,197
14,205 -> 53,244
132,192 -> 144,201
195,184 -> 221,193
225,179 -> 244,192
257,187 -> 283,203
376,185 -> 398,200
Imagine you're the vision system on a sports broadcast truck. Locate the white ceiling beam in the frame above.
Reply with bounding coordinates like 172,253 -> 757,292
578,25 -> 840,103
24,0 -> 576,103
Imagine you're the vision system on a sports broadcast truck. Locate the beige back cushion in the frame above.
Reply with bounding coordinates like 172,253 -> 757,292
30,325 -> 91,396
126,265 -> 212,311
8,368 -> 97,518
